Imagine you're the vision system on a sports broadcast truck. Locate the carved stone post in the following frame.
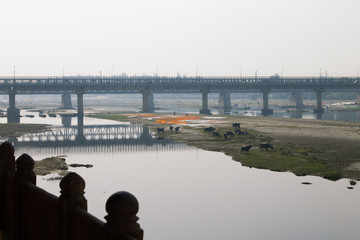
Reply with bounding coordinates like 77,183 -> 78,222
0,142 -> 15,237
14,154 -> 36,239
0,142 -> 15,182
59,172 -> 87,240
15,154 -> 36,186
104,191 -> 144,240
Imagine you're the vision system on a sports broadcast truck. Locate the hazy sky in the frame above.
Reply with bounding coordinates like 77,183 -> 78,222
1,0 -> 359,77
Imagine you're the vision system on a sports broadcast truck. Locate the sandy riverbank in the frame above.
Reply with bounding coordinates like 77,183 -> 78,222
89,112 -> 360,180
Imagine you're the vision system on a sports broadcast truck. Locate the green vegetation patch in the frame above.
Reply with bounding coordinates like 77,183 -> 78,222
232,144 -> 340,180
162,124 -> 341,180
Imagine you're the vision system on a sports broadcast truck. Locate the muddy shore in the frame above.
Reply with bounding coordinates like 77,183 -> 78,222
90,112 -> 360,180
1,113 -> 359,181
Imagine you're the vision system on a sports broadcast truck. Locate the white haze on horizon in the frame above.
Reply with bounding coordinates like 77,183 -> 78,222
0,0 -> 359,77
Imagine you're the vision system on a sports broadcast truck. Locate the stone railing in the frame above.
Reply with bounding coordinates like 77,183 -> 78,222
0,141 -> 143,240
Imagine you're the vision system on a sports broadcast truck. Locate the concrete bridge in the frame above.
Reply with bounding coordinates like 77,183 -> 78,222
1,75 -> 359,123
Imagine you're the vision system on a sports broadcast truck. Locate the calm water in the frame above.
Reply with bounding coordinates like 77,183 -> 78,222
5,111 -> 360,240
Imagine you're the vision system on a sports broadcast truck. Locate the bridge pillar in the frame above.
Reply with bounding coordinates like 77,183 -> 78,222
76,91 -> 85,141
61,115 -> 72,127
140,127 -> 153,143
7,90 -> 20,123
290,92 -> 303,110
218,92 -> 231,114
261,90 -> 273,116
61,93 -> 73,109
141,91 -> 155,113
356,92 -> 360,104
289,111 -> 303,119
199,91 -> 211,115
313,90 -> 324,115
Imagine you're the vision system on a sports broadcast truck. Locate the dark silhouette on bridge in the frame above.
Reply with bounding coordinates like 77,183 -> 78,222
1,75 -> 359,122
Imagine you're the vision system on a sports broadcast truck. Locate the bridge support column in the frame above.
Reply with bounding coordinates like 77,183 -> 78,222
261,90 -> 273,116
76,91 -> 85,141
141,91 -> 155,113
140,127 -> 152,142
61,93 -> 72,109
289,111 -> 303,119
218,92 -> 231,114
356,92 -> 360,104
7,90 -> 20,123
290,92 -> 303,110
199,91 -> 211,115
61,115 -> 72,127
313,90 -> 324,114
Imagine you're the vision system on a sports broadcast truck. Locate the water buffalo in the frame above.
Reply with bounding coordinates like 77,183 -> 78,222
204,127 -> 216,133
225,131 -> 234,137
224,131 -> 234,139
232,123 -> 241,128
260,142 -> 274,151
175,126 -> 180,132
235,129 -> 248,135
212,132 -> 221,137
240,145 -> 252,154
157,128 -> 165,133
169,126 -> 174,131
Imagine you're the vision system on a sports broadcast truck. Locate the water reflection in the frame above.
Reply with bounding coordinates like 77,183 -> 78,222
10,124 -> 192,155
8,111 -> 360,240
61,115 -> 72,127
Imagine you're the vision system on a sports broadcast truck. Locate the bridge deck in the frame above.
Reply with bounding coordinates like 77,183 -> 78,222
0,76 -> 359,94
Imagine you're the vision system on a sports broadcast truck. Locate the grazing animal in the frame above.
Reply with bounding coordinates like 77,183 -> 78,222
204,127 -> 216,133
240,145 -> 253,154
169,126 -> 174,131
260,142 -> 274,151
157,128 -> 165,133
224,131 -> 234,139
232,123 -> 241,128
236,130 -> 248,135
175,126 -> 180,132
225,131 -> 234,137
212,132 -> 221,137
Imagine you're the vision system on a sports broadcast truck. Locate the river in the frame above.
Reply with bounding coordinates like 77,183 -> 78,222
3,110 -> 360,240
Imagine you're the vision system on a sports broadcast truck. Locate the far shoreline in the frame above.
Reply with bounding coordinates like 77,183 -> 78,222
89,111 -> 360,181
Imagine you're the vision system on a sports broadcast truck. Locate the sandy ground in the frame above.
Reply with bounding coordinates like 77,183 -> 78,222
241,116 -> 360,169
100,112 -> 360,180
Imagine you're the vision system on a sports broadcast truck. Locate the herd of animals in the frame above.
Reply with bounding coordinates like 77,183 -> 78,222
203,123 -> 273,154
156,122 -> 274,155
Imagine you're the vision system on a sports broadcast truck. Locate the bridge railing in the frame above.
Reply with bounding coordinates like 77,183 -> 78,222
0,76 -> 359,86
0,141 -> 144,240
